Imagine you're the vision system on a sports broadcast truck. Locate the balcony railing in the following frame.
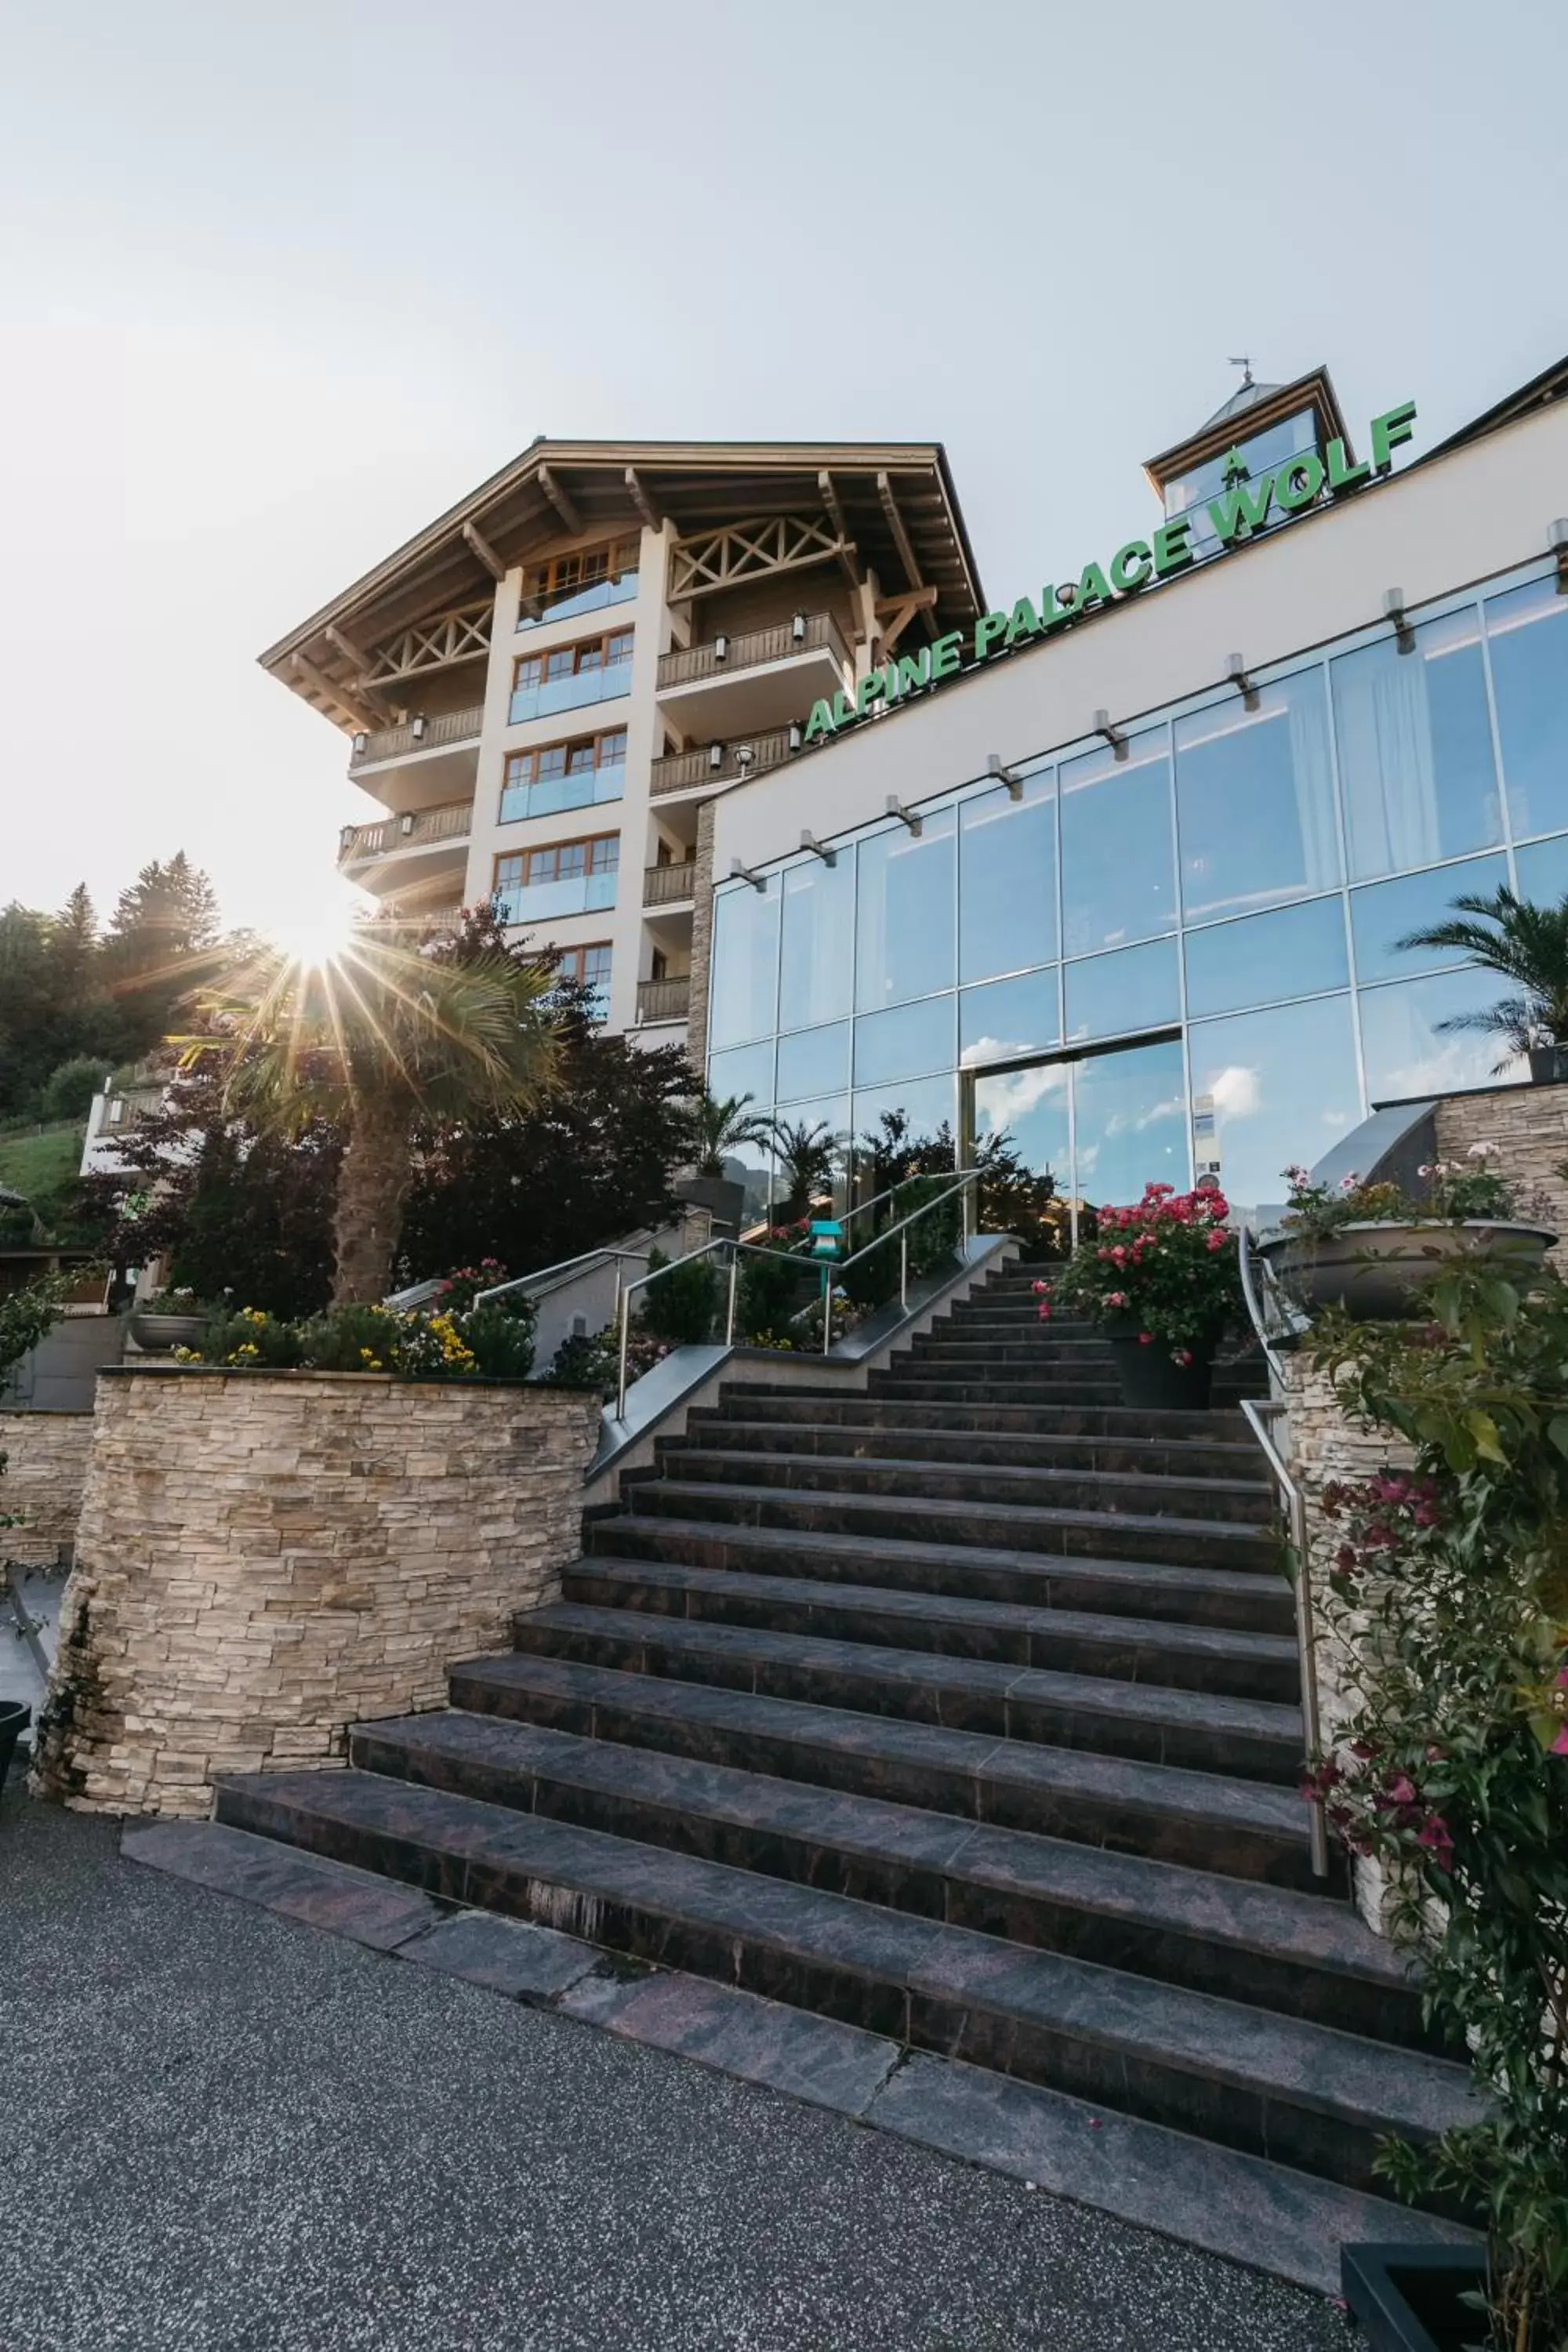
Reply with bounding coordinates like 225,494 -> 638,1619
656,612 -> 849,693
650,725 -> 799,797
637,976 -> 690,1025
495,871 -> 618,926
338,798 -> 473,866
643,862 -> 698,908
348,703 -> 485,771
508,654 -> 633,728
500,760 -> 626,826
516,568 -> 638,633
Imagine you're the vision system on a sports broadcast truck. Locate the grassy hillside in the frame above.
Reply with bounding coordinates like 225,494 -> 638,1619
0,1123 -> 85,1202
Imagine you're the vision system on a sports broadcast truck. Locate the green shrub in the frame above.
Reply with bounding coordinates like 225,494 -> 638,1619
37,1055 -> 110,1123
639,1250 -> 722,1345
296,1303 -> 407,1372
736,1250 -> 807,1341
459,1301 -> 536,1380
191,1306 -> 306,1369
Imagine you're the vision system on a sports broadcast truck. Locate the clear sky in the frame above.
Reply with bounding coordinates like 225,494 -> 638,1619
2,0 -> 1564,940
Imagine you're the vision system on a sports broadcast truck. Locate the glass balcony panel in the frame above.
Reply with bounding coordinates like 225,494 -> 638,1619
1484,574 -> 1568,842
1187,994 -> 1360,1212
853,995 -> 956,1088
516,571 -> 638,632
958,770 -> 1057,983
959,969 -> 1060,1066
508,657 -> 632,727
855,808 -> 956,1011
776,1022 -> 850,1102
494,870 -> 619,925
1183,895 -> 1348,1018
499,760 -> 626,825
1349,852 -> 1508,984
1358,967 -> 1524,1100
1332,607 -> 1501,880
1059,731 -> 1176,955
1064,937 -> 1180,1044
708,876 -> 781,1051
779,855 -> 855,1030
1174,673 -> 1338,922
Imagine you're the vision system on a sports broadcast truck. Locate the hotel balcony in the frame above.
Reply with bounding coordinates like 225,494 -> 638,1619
636,975 -> 690,1026
650,724 -> 800,800
655,612 -> 850,737
642,860 -> 698,910
347,701 -> 485,795
338,797 -> 472,884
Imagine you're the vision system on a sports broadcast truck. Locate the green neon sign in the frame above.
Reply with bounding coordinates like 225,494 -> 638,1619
802,400 -> 1417,746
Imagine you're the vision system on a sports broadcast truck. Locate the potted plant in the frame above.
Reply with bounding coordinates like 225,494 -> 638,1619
1303,1267 -> 1568,2352
129,1285 -> 211,1352
1261,1151 -> 1556,1321
1048,1181 -> 1243,1409
1393,884 -> 1568,1084
675,1091 -> 773,1231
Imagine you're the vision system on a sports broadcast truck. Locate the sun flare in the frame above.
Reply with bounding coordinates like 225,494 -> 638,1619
262,884 -> 365,972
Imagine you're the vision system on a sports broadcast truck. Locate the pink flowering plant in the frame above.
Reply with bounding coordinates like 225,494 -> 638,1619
1279,1144 -> 1551,1243
1304,1265 -> 1568,2347
1048,1181 -> 1243,1364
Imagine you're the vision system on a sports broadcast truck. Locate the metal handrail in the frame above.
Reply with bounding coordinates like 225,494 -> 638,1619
472,1245 -> 663,1319
1237,1223 -> 1286,1382
825,1168 -> 979,1356
1240,1396 -> 1330,1881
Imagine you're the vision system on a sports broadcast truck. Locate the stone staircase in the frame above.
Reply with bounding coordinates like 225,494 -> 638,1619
191,1258 -> 1484,2281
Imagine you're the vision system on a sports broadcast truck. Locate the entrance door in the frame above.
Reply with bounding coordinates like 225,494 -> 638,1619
968,1036 -> 1189,1237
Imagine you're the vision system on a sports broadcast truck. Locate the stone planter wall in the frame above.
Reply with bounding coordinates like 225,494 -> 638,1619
34,1368 -> 601,1817
0,1409 -> 93,1567
1434,1083 -> 1568,1263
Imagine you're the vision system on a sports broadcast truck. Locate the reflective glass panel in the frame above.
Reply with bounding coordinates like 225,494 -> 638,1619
1073,1038 -> 1188,1207
1183,895 -> 1348,1018
1359,968 -> 1525,1101
1163,410 -> 1317,557
958,771 -> 1057,982
959,969 -> 1060,1066
855,810 -> 956,1010
851,1075 -> 956,1152
853,995 -> 956,1087
1514,832 -> 1568,905
1059,730 -> 1176,954
706,1040 -> 775,1109
972,1058 -> 1070,1188
1331,608 -> 1501,880
1174,674 -> 1338,921
1188,996 -> 1360,1211
760,1096 -> 848,1221
707,877 -> 779,1051
779,855 -> 855,1030
1064,937 -> 1180,1044
1484,575 -> 1568,841
1349,852 -> 1508,983
776,1022 -> 849,1103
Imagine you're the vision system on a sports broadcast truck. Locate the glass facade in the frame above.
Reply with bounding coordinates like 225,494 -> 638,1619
707,557 -> 1568,1214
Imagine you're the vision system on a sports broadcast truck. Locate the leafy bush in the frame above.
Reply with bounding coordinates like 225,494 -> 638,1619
36,1054 -> 109,1123
736,1249 -> 808,1341
639,1249 -> 722,1346
0,1271 -> 74,1380
186,1306 -> 306,1370
182,1288 -> 537,1381
539,1322 -> 667,1397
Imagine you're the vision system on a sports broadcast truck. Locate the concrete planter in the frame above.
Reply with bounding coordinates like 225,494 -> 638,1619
1341,2245 -> 1490,2352
675,1174 -> 746,1232
129,1311 -> 207,1352
1260,1221 -> 1556,1321
0,1699 -> 27,1793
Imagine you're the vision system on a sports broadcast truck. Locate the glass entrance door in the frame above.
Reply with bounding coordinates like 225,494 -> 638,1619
969,1036 -> 1189,1234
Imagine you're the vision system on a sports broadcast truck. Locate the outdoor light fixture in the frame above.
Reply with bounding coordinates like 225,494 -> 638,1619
987,753 -> 1023,803
729,858 -> 766,892
791,612 -> 807,644
399,812 -> 416,837
1092,709 -> 1127,754
884,795 -> 924,837
708,743 -> 724,771
1550,518 -> 1568,588
714,633 -> 729,662
800,828 -> 837,866
1225,653 -> 1259,707
351,733 -> 367,757
1383,587 -> 1414,650
411,714 -> 427,742
787,722 -> 802,752
734,744 -> 755,779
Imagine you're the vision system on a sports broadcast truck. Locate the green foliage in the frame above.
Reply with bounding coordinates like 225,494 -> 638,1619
736,1247 -> 808,1340
0,1272 -> 74,1379
37,1055 -> 110,1123
191,1306 -> 307,1370
1305,1266 -> 1568,2350
539,1321 -> 667,1397
0,1124 -> 86,1205
1394,884 -> 1568,1065
681,1090 -> 772,1179
767,1116 -> 844,1219
1053,1181 -> 1243,1362
1280,1147 -> 1549,1242
638,1247 -> 722,1345
189,1286 -> 538,1381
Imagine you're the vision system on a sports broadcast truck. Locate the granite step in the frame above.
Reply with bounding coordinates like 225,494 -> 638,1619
562,1556 -> 1300,1700
583,1515 -> 1294,1635
349,1707 -> 1427,2045
909,1337 -> 1115,1362
653,1443 -> 1276,1528
508,1603 -> 1306,1783
867,1377 -> 1129,1406
702,1392 -> 1253,1445
683,1415 -> 1262,1482
212,1766 -> 1482,2198
451,1650 -> 1323,1887
627,1477 -> 1282,1575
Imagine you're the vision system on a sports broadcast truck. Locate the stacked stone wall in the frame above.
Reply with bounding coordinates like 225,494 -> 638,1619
0,1410 -> 92,1567
34,1369 -> 600,1817
1433,1082 -> 1568,1261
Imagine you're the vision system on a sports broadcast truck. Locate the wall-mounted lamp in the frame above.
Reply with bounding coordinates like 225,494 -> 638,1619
734,744 -> 755,779
729,858 -> 766,892
885,795 -> 924,837
799,828 -> 837,866
791,612 -> 807,644
713,633 -> 729,662
787,721 -> 803,753
987,752 -> 1023,803
708,742 -> 725,771
411,714 -> 427,742
1550,518 -> 1568,588
1092,708 -> 1127,754
1383,586 -> 1414,651
399,812 -> 416,837
351,733 -> 368,757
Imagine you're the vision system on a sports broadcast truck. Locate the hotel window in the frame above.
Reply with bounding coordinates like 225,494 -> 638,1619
509,628 -> 633,724
492,833 -> 619,923
708,874 -> 781,1051
1330,608 -> 1501,880
555,940 -> 612,1018
958,767 -> 1057,984
517,536 -> 640,630
855,806 -> 956,1011
1174,672 -> 1338,923
1483,575 -> 1568,841
500,728 -> 627,822
1059,728 -> 1175,956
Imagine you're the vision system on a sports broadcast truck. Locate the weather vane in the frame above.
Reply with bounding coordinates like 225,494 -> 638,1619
1227,354 -> 1255,390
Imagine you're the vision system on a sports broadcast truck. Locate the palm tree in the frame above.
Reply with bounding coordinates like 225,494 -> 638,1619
1395,887 -> 1568,1069
681,1090 -> 774,1179
176,919 -> 561,1305
767,1116 -> 844,1221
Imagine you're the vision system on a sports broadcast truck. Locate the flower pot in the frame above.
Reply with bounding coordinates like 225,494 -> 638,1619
0,1699 -> 29,1795
674,1174 -> 747,1232
1260,1221 -> 1556,1322
1528,1044 -> 1568,1084
1341,2244 -> 1490,2352
129,1311 -> 208,1352
1105,1330 -> 1215,1410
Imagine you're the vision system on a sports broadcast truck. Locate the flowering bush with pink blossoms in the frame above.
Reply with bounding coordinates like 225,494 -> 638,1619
1047,1181 -> 1243,1364
1306,1266 -> 1568,2348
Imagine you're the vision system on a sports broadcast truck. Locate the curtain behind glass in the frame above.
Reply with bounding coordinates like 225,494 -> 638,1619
1333,637 -> 1440,877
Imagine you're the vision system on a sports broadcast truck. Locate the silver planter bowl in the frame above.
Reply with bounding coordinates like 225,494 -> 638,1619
1260,1220 -> 1557,1321
129,1311 -> 209,1352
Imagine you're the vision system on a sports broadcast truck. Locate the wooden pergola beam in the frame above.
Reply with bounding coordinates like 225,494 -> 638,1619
816,470 -> 862,592
289,653 -> 386,732
877,472 -> 924,592
461,520 -> 507,581
625,466 -> 662,532
873,586 -> 939,654
538,465 -> 583,536
325,622 -> 372,673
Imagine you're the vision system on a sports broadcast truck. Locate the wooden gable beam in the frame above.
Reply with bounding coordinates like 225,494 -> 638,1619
873,586 -> 938,655
325,622 -> 373,673
816,470 -> 862,592
462,520 -> 508,582
625,466 -> 663,532
289,653 -> 387,732
538,464 -> 583,535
